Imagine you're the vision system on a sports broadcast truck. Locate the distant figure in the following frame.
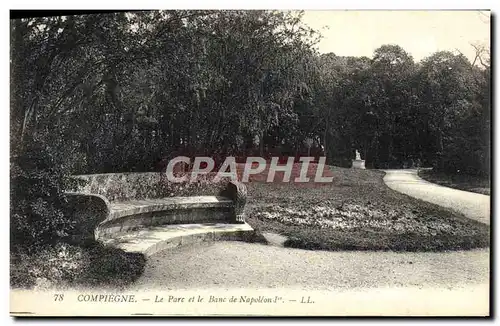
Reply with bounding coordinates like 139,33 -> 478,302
355,149 -> 361,161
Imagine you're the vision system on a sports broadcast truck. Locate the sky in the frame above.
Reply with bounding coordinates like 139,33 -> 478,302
301,10 -> 490,63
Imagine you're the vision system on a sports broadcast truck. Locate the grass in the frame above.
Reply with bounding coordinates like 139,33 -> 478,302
418,169 -> 491,195
245,165 -> 490,252
10,242 -> 146,290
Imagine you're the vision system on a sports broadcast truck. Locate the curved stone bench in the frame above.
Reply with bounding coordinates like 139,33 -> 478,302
100,223 -> 255,257
65,174 -> 253,255
96,196 -> 235,238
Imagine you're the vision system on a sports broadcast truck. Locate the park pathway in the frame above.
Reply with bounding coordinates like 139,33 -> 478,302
131,241 -> 489,315
133,242 -> 489,291
383,169 -> 490,225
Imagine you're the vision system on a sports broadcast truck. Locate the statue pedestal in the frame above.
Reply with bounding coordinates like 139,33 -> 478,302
351,159 -> 365,169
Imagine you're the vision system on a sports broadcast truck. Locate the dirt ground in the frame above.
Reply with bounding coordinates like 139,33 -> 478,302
131,241 -> 489,291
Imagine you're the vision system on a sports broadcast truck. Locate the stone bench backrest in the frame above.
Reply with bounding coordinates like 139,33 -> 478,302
70,172 -> 231,202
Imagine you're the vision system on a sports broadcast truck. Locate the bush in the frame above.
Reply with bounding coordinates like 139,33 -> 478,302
10,138 -> 80,252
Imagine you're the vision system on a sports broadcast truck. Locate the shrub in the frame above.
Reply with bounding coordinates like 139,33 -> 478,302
10,138 -> 80,252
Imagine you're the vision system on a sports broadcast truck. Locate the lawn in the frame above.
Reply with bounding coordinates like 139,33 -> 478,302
245,165 -> 490,252
418,169 -> 490,195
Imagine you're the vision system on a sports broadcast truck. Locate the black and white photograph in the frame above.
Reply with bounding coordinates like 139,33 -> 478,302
8,8 -> 491,316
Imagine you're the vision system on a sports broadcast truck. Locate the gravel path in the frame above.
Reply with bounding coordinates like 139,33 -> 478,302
132,241 -> 489,290
383,169 -> 490,224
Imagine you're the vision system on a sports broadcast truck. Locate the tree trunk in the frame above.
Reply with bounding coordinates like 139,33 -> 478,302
323,118 -> 329,162
11,19 -> 26,149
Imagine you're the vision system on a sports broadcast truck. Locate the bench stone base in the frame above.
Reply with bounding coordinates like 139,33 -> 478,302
95,196 -> 239,239
351,159 -> 366,169
100,223 -> 255,257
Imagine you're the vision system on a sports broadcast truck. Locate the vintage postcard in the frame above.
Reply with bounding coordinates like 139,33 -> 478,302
9,9 -> 491,317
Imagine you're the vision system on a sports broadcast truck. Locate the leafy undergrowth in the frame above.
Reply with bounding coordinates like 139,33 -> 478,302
10,242 -> 146,290
245,166 -> 490,252
418,169 -> 490,195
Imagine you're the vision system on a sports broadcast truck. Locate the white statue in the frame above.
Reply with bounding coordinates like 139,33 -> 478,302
352,149 -> 365,169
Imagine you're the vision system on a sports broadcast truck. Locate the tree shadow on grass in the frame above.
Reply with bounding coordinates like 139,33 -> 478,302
72,242 -> 146,289
10,241 -> 146,290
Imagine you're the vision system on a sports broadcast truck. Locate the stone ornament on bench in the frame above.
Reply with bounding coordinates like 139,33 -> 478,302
219,180 -> 247,223
63,192 -> 110,245
63,173 -> 252,254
